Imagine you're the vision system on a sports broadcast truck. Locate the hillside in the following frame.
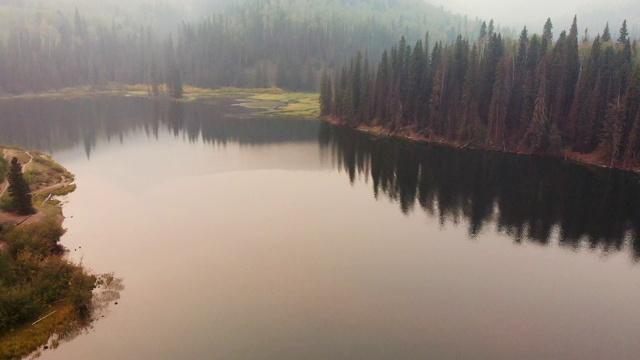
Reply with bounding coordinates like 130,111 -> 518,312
0,0 -> 484,93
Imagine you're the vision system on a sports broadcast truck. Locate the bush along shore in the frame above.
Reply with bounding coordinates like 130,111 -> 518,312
0,147 -> 121,360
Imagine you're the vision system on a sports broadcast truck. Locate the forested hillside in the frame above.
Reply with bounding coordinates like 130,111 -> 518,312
322,19 -> 640,168
0,0 -> 481,93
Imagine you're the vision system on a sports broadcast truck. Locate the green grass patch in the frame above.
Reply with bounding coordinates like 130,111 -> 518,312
247,92 -> 319,118
0,301 -> 81,360
0,157 -> 7,183
0,84 -> 320,118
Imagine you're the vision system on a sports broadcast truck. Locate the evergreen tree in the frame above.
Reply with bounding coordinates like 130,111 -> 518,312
600,101 -> 626,164
374,50 -> 391,124
618,20 -> 628,44
167,63 -> 183,99
320,68 -> 333,116
488,57 -> 511,146
488,20 -> 495,38
406,40 -> 427,124
543,18 -> 553,42
7,157 -> 35,215
520,75 -> 549,152
352,52 -> 363,115
479,21 -> 487,39
562,16 -> 581,125
602,23 -> 612,42
624,109 -> 640,165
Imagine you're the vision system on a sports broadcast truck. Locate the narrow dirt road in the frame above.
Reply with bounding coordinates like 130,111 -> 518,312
0,149 -> 7,198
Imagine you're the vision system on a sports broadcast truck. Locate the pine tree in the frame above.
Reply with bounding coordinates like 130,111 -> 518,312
479,21 -> 487,40
624,109 -> 640,165
488,20 -> 495,38
600,101 -> 626,164
167,63 -> 183,99
561,17 -> 580,125
7,157 -> 35,215
319,68 -> 332,116
520,76 -> 549,153
577,75 -> 603,152
618,20 -> 628,44
406,40 -> 427,124
543,18 -> 553,42
352,52 -> 363,114
487,57 -> 511,147
374,50 -> 391,125
602,23 -> 612,42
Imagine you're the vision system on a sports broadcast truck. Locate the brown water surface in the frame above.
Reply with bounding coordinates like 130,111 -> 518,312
1,98 -> 640,360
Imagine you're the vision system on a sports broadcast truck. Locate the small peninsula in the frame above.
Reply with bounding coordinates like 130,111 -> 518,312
0,147 -> 118,360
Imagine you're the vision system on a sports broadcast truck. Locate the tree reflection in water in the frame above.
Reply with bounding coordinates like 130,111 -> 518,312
1,97 -> 638,259
319,122 -> 640,260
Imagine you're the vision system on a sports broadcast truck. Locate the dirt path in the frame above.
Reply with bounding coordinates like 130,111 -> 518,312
0,210 -> 49,227
0,180 -> 6,198
0,149 -> 66,228
35,176 -> 72,195
0,149 -> 6,198
23,151 -> 34,171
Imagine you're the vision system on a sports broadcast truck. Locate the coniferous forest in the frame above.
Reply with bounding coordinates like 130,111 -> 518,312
0,0 -> 480,93
0,0 -> 638,168
322,18 -> 640,169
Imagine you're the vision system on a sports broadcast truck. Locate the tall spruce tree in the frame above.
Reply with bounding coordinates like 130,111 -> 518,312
7,157 -> 35,215
624,109 -> 640,165
520,76 -> 549,152
543,18 -> 553,42
618,20 -> 628,44
602,23 -> 612,42
600,101 -> 626,164
320,69 -> 333,116
167,63 -> 183,99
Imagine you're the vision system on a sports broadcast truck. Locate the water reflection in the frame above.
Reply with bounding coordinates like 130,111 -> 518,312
1,97 -> 639,260
319,122 -> 640,259
0,98 -> 320,158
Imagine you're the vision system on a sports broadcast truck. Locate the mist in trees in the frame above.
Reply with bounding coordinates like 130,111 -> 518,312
0,0 -> 481,94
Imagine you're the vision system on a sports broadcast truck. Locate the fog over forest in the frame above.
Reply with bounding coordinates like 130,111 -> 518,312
430,0 -> 639,39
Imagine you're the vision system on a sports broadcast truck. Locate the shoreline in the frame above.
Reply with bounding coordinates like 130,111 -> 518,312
0,84 -> 320,119
323,117 -> 640,175
0,148 -> 114,360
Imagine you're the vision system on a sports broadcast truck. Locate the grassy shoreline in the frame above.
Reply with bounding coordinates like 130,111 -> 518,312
0,148 -> 113,360
0,84 -> 320,118
4,84 -> 636,172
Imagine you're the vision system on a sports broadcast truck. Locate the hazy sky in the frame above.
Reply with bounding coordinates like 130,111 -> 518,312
429,0 -> 636,34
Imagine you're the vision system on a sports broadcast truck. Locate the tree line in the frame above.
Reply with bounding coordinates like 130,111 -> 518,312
321,18 -> 640,168
0,0 -> 481,95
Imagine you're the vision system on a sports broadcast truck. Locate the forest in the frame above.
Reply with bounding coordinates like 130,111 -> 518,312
0,0 -> 480,93
321,18 -> 640,168
1,0 -> 639,168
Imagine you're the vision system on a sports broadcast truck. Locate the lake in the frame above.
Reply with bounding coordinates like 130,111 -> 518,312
2,97 -> 640,360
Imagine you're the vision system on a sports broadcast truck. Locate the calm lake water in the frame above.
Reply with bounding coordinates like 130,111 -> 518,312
2,97 -> 640,360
